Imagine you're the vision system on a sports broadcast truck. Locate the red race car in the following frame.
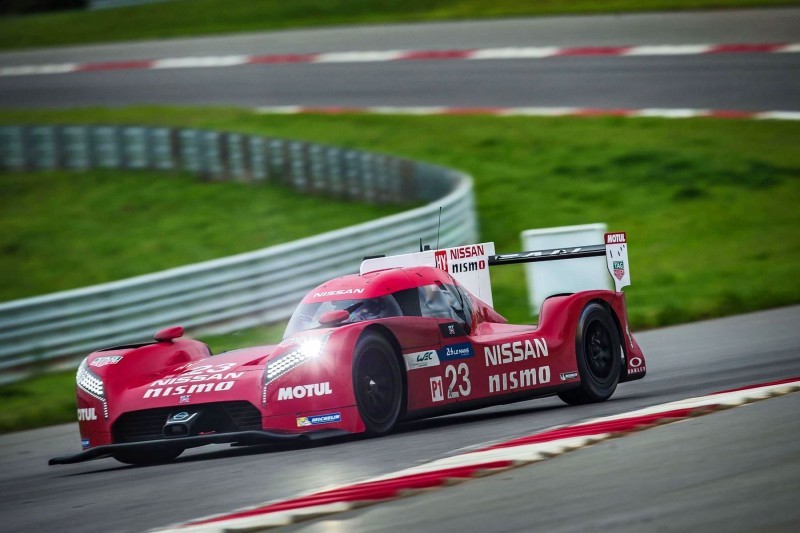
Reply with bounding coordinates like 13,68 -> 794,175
51,232 -> 645,466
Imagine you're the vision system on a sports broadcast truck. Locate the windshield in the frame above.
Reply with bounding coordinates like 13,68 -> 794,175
284,295 -> 403,338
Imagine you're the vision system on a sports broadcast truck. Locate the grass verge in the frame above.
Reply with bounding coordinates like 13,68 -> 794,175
0,168 -> 407,301
0,0 -> 796,51
1,105 -> 798,433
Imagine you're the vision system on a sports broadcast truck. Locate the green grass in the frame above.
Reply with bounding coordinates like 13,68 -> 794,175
1,105 -> 798,433
2,106 -> 799,327
0,0 -> 796,51
0,167 -> 407,301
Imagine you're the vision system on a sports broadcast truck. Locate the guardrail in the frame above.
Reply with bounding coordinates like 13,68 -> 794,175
0,125 -> 477,382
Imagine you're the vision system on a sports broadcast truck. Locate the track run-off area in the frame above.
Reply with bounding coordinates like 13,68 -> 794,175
1,306 -> 799,532
1,6 -> 799,533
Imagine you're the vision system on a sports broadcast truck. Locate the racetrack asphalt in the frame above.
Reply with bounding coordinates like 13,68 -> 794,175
0,8 -> 798,110
1,305 -> 798,532
286,388 -> 800,533
1,8 -> 798,532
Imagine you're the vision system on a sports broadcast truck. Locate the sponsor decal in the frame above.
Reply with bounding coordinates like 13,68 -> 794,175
439,342 -> 475,361
613,260 -> 625,281
312,289 -> 365,298
496,248 -> 583,261
489,366 -> 551,393
484,339 -> 548,367
296,412 -> 341,427
403,350 -> 440,370
144,381 -> 235,398
81,438 -> 90,449
277,382 -> 333,400
77,408 -> 97,421
451,260 -> 486,274
90,355 -> 123,368
149,372 -> 244,385
435,250 -> 448,272
179,395 -> 191,404
145,363 -> 244,398
430,376 -> 444,402
449,244 -> 485,260
560,371 -> 579,381
626,324 -> 634,349
605,232 -> 627,244
628,356 -> 646,374
439,322 -> 467,338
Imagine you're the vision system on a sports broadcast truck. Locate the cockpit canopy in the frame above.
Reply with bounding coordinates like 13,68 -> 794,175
284,295 -> 403,337
283,275 -> 475,338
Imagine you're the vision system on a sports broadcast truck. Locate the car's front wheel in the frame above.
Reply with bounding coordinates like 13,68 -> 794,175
352,331 -> 404,435
558,302 -> 622,405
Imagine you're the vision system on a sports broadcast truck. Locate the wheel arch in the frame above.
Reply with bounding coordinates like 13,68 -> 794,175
359,324 -> 408,418
589,297 -> 627,367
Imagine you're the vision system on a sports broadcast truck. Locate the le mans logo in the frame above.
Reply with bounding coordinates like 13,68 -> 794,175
613,260 -> 625,280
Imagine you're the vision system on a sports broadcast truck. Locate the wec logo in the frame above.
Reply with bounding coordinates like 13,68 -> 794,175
404,350 -> 440,370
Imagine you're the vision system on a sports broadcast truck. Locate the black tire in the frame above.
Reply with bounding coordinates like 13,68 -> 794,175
113,445 -> 183,466
352,331 -> 404,435
558,303 -> 622,405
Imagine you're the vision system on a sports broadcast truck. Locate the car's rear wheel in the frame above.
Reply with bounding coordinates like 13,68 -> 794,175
558,303 -> 622,405
352,331 -> 403,435
113,445 -> 183,466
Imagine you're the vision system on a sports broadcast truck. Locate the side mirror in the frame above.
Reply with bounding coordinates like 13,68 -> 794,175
154,325 -> 184,342
319,309 -> 350,327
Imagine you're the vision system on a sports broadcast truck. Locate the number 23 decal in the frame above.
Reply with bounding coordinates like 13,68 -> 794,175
183,362 -> 237,375
445,363 -> 471,399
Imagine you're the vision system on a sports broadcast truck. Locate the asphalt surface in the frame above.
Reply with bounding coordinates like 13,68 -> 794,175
288,390 -> 800,533
1,305 -> 798,532
2,9 -> 799,65
0,8 -> 798,110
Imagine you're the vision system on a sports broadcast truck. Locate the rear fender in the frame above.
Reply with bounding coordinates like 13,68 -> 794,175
538,291 -> 646,381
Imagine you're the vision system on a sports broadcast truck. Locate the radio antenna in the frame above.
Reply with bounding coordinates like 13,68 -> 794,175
435,206 -> 442,250
419,238 -> 423,253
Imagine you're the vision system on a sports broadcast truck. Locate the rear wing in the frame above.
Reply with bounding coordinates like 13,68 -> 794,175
490,232 -> 630,292
360,232 -> 630,306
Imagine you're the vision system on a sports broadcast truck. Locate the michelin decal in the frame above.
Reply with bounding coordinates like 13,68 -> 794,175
296,412 -> 341,427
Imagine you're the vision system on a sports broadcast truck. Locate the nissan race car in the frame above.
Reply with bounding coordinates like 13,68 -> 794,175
50,232 -> 645,466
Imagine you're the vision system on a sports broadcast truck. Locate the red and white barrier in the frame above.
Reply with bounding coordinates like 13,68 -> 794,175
2,42 -> 797,78
157,376 -> 800,532
254,106 -> 800,120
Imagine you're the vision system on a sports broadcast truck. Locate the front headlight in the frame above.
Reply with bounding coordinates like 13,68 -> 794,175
77,359 -> 108,419
265,334 -> 330,384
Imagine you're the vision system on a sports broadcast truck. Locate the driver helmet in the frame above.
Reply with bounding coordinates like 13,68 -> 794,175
351,298 -> 383,321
